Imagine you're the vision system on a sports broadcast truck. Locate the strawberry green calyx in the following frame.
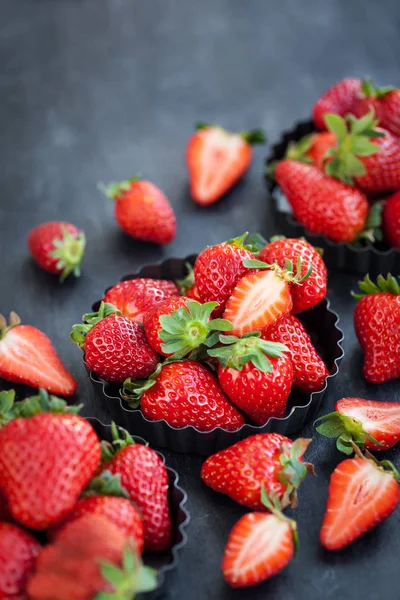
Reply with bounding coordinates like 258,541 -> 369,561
120,364 -> 163,407
207,332 -> 288,372
159,300 -> 233,359
101,422 -> 137,462
360,79 -> 394,99
355,201 -> 383,244
222,231 -> 267,253
97,546 -> 158,600
11,388 -> 82,419
266,135 -> 314,179
0,312 -> 21,340
176,262 -> 196,295
278,438 -> 314,508
70,302 -> 121,349
195,123 -> 266,144
97,177 -> 140,200
260,485 -> 299,553
351,273 -> 400,300
49,226 -> 86,281
0,389 -> 16,426
243,256 -> 313,284
351,442 -> 400,480
314,411 -> 381,455
83,470 -> 129,499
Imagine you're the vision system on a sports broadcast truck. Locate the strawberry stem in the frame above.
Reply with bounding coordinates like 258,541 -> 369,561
207,332 -> 288,372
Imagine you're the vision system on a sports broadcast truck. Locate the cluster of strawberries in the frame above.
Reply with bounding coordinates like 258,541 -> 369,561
0,388 -> 173,599
270,77 -> 400,246
70,233 -> 330,431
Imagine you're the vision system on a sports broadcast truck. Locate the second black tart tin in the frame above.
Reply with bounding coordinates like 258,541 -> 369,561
86,255 -> 344,456
265,118 -> 400,276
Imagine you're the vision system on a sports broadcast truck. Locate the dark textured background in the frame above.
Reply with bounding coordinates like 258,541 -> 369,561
2,1 -> 400,598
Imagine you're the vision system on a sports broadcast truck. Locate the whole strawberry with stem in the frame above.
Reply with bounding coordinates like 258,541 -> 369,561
264,315 -> 329,392
0,522 -> 41,599
194,233 -> 257,317
351,79 -> 400,138
0,389 -> 101,529
315,397 -> 400,453
100,424 -> 172,553
312,77 -> 362,130
99,177 -> 176,244
352,274 -> 400,383
71,302 -> 159,382
201,433 -> 313,510
259,237 -> 327,313
176,262 -> 201,301
383,191 -> 400,247
28,221 -> 86,281
223,256 -> 312,336
122,360 -> 245,432
222,487 -> 297,588
0,312 -> 77,396
143,297 -> 233,357
187,124 -> 265,205
104,278 -> 179,322
320,447 -> 400,550
208,333 -> 293,424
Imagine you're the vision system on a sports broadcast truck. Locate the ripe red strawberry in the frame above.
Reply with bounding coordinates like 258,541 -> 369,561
275,160 -> 368,243
99,177 -> 176,244
201,434 -> 312,510
264,315 -> 329,392
176,262 -> 202,301
28,514 -> 157,600
259,237 -> 327,314
143,297 -> 233,357
104,278 -> 179,322
186,124 -> 265,205
0,312 -> 77,397
353,274 -> 400,383
71,302 -> 159,382
100,425 -> 172,552
350,79 -> 400,138
312,77 -> 362,130
383,191 -> 400,247
122,360 -> 245,432
315,397 -> 400,453
0,522 -> 41,599
274,131 -> 337,171
320,452 -> 400,550
194,233 -> 256,316
0,389 -> 101,529
28,221 -> 86,280
222,489 -> 296,588
209,334 -> 293,424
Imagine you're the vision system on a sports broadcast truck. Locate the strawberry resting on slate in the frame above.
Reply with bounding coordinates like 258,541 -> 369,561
352,273 -> 400,383
186,124 -> 265,205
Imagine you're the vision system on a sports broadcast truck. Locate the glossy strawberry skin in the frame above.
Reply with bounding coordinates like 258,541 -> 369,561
0,522 -> 41,599
264,315 -> 329,392
194,244 -> 255,316
352,89 -> 400,138
259,238 -> 327,314
101,444 -> 171,552
143,296 -> 188,355
275,160 -> 368,243
312,78 -> 361,130
354,293 -> 400,383
354,129 -> 400,193
0,414 -> 101,529
139,360 -> 245,432
84,314 -> 159,382
383,191 -> 400,247
28,221 -> 82,275
217,355 -> 293,425
104,278 -> 179,322
114,180 -> 176,244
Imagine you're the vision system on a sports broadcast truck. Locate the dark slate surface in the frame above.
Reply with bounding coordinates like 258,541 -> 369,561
1,1 -> 400,598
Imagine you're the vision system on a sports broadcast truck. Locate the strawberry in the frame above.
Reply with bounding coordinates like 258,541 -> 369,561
28,514 -> 157,600
258,237 -> 327,314
194,233 -> 257,316
176,262 -> 201,301
315,397 -> 400,453
186,124 -> 265,205
100,424 -> 172,552
350,79 -> 400,138
103,278 -> 179,322
271,131 -> 337,171
0,522 -> 41,599
264,315 -> 329,392
28,221 -> 86,280
312,77 -> 362,130
0,389 -> 101,529
143,297 -> 233,357
383,191 -> 400,247
0,312 -> 77,397
99,177 -> 176,244
275,160 -> 369,243
0,491 -> 10,521
320,450 -> 400,550
208,333 -> 293,424
71,302 -> 159,382
222,488 -> 296,588
352,274 -> 400,383
201,434 -> 312,510
122,360 -> 245,432
222,257 -> 311,336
